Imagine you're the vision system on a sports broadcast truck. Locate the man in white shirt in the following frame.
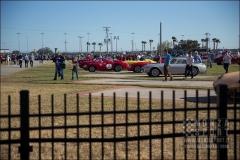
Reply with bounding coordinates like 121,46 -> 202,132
184,51 -> 194,79
222,51 -> 232,73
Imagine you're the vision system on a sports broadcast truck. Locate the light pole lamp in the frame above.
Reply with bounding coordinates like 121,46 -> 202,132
41,33 -> 44,55
114,36 -> 119,53
87,33 -> 90,53
17,33 -> 20,53
64,33 -> 67,54
26,36 -> 28,54
132,33 -> 134,53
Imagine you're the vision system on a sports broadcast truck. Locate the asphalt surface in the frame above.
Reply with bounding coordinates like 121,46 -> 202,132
1,61 -> 229,104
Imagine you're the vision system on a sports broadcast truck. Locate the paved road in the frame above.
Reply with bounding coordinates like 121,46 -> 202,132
0,60 -> 52,76
2,62 -> 232,104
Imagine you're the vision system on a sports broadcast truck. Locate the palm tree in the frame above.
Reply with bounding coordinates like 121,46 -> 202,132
141,41 -> 147,52
149,39 -> 153,52
92,42 -> 96,52
98,43 -> 103,52
172,37 -> 177,49
215,39 -> 220,50
212,38 -> 217,50
87,42 -> 91,53
201,39 -> 205,48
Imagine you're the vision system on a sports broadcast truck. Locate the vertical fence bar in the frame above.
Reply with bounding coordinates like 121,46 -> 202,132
125,92 -> 128,160
216,85 -> 228,160
207,89 -> 210,160
38,95 -> 41,160
20,90 -> 30,160
161,91 -> 164,160
184,90 -> 187,160
196,90 -> 199,160
64,94 -> 67,160
149,91 -> 152,160
113,92 -> 116,160
101,93 -> 104,159
76,93 -> 80,160
89,93 -> 92,160
172,91 -> 175,160
51,95 -> 54,160
8,95 -> 11,160
137,92 -> 140,160
233,89 -> 236,160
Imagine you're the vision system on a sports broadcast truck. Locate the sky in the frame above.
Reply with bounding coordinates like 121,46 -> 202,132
1,1 -> 239,53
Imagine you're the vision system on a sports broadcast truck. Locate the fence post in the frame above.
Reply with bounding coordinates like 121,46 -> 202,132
216,85 -> 228,160
18,90 -> 31,160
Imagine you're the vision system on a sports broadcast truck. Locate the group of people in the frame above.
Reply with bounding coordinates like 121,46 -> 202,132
52,52 -> 79,80
162,50 -> 203,81
0,54 -> 35,68
163,49 -> 234,81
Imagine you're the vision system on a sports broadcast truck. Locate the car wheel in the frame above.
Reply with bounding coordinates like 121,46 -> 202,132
134,66 -> 141,73
114,64 -> 122,72
217,63 -> 221,65
88,66 -> 96,72
192,67 -> 199,76
149,68 -> 160,77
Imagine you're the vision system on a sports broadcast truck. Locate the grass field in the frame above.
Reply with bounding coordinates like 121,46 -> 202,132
0,61 -> 239,159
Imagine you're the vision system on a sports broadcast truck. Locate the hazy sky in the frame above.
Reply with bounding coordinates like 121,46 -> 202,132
1,1 -> 239,53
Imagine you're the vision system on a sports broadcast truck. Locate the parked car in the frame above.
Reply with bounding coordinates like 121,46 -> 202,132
153,55 -> 165,63
124,57 -> 156,65
127,61 -> 154,73
213,71 -> 240,98
213,54 -> 240,65
82,58 -> 128,72
79,57 -> 119,68
142,57 -> 207,77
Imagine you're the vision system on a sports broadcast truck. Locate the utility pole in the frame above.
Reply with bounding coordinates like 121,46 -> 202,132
132,33 -> 134,53
64,33 -> 67,54
103,27 -> 110,55
78,36 -> 83,59
110,33 -> 113,54
159,22 -> 162,56
26,36 -> 28,54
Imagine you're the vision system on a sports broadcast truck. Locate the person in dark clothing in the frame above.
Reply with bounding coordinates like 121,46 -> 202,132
53,53 -> 65,80
18,54 -> 23,68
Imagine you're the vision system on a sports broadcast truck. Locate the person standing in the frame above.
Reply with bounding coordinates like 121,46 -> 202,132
53,52 -> 65,80
18,54 -> 23,68
184,51 -> 194,79
71,57 -> 79,80
6,55 -> 10,66
163,48 -> 173,81
222,51 -> 232,73
12,54 -> 17,66
193,51 -> 202,63
29,54 -> 35,67
24,54 -> 29,68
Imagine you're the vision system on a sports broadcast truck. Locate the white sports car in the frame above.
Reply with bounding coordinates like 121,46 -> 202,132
142,57 -> 207,77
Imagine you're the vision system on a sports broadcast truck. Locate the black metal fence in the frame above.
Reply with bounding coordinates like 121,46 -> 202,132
0,85 -> 239,160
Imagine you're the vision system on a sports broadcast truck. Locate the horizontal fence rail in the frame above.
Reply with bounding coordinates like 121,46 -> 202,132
0,85 -> 239,160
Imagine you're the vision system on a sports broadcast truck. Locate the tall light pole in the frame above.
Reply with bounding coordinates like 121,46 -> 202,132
110,33 -> 113,54
64,33 -> 67,54
78,36 -> 83,58
87,33 -> 90,53
114,36 -> 119,53
41,33 -> 44,55
26,36 -> 28,54
103,27 -> 110,55
132,33 -> 135,53
17,33 -> 20,53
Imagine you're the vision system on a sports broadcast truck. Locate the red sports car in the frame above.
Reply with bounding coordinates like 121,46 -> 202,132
127,61 -> 155,73
82,58 -> 128,72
